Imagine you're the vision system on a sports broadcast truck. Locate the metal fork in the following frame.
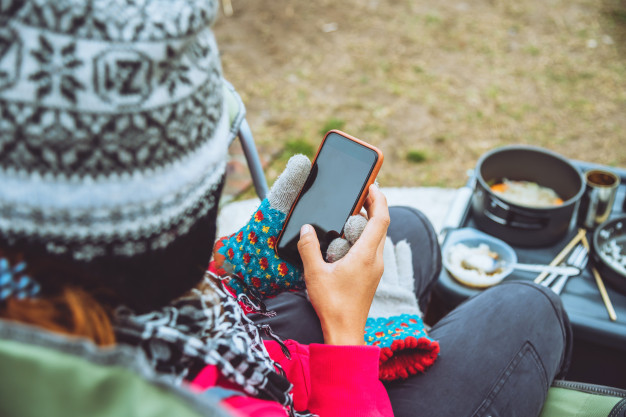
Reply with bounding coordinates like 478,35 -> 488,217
541,245 -> 588,294
540,244 -> 584,288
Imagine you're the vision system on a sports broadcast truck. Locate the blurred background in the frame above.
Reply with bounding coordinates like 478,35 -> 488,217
214,0 -> 626,197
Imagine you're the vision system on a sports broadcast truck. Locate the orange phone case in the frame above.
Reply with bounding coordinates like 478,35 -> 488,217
276,130 -> 384,257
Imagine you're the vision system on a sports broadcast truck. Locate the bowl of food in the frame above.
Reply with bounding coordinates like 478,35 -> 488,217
471,145 -> 585,247
593,215 -> 626,295
442,227 -> 517,288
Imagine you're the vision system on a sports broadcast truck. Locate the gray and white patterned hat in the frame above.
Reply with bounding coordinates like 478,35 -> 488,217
0,0 -> 231,309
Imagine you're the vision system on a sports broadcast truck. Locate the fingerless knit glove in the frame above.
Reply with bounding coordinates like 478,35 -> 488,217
365,237 -> 439,381
213,155 -> 311,298
328,217 -> 440,381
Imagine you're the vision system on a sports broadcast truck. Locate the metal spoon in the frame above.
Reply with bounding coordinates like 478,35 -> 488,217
460,252 -> 582,276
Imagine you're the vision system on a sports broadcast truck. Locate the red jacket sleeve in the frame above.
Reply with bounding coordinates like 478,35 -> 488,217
265,340 -> 394,417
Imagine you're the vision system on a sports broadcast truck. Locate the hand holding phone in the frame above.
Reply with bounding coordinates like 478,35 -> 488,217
276,130 -> 384,266
298,184 -> 390,345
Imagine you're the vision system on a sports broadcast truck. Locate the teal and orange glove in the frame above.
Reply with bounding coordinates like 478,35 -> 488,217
328,219 -> 440,381
213,155 -> 310,299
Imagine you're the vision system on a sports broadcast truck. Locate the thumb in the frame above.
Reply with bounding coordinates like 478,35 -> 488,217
297,224 -> 325,273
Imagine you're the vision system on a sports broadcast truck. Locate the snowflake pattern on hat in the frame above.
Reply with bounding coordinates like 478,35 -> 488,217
0,258 -> 41,302
0,0 -> 229,261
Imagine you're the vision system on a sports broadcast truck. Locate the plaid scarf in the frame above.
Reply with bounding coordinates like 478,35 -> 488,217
114,272 -> 313,417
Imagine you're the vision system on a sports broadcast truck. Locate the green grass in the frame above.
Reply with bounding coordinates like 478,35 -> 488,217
424,13 -> 442,25
215,0 -> 626,189
283,138 -> 315,157
406,149 -> 428,163
319,118 -> 346,135
524,46 -> 541,56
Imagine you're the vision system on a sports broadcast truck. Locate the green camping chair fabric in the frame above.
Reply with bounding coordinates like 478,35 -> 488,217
0,320 -> 229,417
540,380 -> 626,417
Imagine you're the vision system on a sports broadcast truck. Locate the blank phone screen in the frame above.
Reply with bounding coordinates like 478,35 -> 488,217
276,132 -> 379,266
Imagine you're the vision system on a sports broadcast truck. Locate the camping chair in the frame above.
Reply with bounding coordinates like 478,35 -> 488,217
222,80 -> 269,200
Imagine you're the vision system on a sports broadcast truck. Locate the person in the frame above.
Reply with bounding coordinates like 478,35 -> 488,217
251,205 -> 574,416
0,1 -> 571,416
0,1 -> 391,415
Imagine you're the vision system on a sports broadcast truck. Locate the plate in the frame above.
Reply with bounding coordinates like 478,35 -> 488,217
441,227 -> 517,288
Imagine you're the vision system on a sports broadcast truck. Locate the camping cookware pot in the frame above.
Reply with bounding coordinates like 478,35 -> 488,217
592,215 -> 626,295
472,145 -> 585,247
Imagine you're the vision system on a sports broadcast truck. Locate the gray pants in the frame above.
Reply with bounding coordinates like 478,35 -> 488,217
252,206 -> 572,417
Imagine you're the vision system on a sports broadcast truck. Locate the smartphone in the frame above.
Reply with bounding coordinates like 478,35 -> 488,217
275,130 -> 383,267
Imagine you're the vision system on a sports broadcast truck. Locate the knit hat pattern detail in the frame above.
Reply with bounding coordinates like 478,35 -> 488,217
0,0 -> 229,261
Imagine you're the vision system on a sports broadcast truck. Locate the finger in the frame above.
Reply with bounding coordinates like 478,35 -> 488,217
353,185 -> 390,253
363,183 -> 387,217
297,224 -> 326,275
268,155 -> 311,213
326,237 -> 351,263
362,183 -> 377,212
344,215 -> 368,245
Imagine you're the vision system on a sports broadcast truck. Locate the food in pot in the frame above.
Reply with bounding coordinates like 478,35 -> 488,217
446,243 -> 505,287
490,179 -> 564,207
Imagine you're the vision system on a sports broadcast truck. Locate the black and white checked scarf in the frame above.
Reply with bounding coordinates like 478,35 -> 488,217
114,272 -> 313,417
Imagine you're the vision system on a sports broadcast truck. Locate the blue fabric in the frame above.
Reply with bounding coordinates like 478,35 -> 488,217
201,387 -> 245,401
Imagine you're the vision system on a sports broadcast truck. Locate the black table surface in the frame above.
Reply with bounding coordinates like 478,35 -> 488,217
435,160 -> 626,351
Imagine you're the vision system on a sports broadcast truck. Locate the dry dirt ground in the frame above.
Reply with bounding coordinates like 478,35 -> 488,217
214,0 -> 626,190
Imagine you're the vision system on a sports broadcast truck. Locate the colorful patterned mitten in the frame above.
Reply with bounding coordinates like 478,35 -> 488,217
365,238 -> 439,381
213,155 -> 311,299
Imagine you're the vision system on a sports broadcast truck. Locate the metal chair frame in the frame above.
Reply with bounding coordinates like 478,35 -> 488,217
237,118 -> 269,200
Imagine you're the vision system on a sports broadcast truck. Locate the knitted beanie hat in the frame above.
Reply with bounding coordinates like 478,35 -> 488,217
0,0 -> 230,311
